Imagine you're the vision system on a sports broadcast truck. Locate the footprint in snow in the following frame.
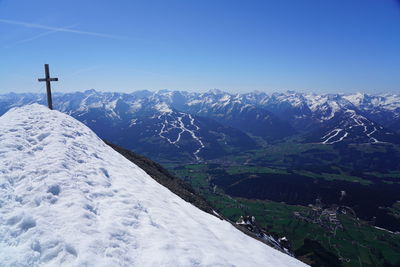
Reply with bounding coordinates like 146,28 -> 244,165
47,184 -> 61,196
37,132 -> 50,142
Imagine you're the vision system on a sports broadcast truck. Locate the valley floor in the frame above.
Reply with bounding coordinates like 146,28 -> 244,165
168,163 -> 400,267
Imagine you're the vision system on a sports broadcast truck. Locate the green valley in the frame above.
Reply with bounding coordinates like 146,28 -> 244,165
168,163 -> 400,267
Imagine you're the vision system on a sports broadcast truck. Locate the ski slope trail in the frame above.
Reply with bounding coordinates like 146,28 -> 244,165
0,104 -> 305,267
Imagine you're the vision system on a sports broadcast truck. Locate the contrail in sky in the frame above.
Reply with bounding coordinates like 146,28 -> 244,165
13,24 -> 79,44
0,18 -> 125,40
68,65 -> 105,77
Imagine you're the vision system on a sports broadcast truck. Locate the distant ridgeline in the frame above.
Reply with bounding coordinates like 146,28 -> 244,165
1,90 -> 400,168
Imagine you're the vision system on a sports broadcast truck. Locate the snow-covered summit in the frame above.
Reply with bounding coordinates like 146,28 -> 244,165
0,104 -> 305,267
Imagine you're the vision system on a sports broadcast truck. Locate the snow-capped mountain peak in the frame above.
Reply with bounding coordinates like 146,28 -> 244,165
342,92 -> 365,106
0,104 -> 304,266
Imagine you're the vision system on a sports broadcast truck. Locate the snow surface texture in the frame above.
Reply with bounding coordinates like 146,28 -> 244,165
0,104 -> 305,267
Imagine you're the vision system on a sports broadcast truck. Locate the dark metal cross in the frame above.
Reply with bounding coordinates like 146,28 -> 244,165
38,64 -> 58,110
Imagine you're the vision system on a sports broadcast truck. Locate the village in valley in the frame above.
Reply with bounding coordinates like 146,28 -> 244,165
293,198 -> 358,234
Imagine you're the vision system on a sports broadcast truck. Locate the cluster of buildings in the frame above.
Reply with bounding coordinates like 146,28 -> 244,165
293,205 -> 343,234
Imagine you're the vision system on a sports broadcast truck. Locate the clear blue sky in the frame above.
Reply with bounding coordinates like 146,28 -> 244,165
1,0 -> 399,94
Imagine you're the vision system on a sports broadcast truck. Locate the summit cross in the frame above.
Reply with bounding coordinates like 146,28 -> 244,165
38,64 -> 58,110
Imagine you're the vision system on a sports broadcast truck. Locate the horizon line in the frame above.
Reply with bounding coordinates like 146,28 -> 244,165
0,88 -> 398,96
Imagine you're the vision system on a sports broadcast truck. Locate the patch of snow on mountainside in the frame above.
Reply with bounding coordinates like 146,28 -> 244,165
186,99 -> 203,106
269,92 -> 304,107
128,100 -> 143,113
342,92 -> 365,107
303,94 -> 342,120
381,94 -> 400,111
321,129 -> 348,144
317,110 -> 393,144
77,91 -> 101,111
104,99 -> 121,119
343,93 -> 400,112
303,94 -> 327,112
0,104 -> 305,267
154,102 -> 173,114
157,112 -> 205,159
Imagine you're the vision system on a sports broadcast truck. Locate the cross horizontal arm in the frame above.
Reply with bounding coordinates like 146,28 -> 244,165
38,78 -> 59,82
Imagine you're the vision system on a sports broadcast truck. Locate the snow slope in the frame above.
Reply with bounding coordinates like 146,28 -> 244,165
0,104 -> 305,267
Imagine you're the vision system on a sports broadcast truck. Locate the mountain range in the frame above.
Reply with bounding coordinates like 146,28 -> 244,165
1,90 -> 399,163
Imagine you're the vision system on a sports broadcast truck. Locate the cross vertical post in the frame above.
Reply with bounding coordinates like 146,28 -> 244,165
38,64 -> 58,110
